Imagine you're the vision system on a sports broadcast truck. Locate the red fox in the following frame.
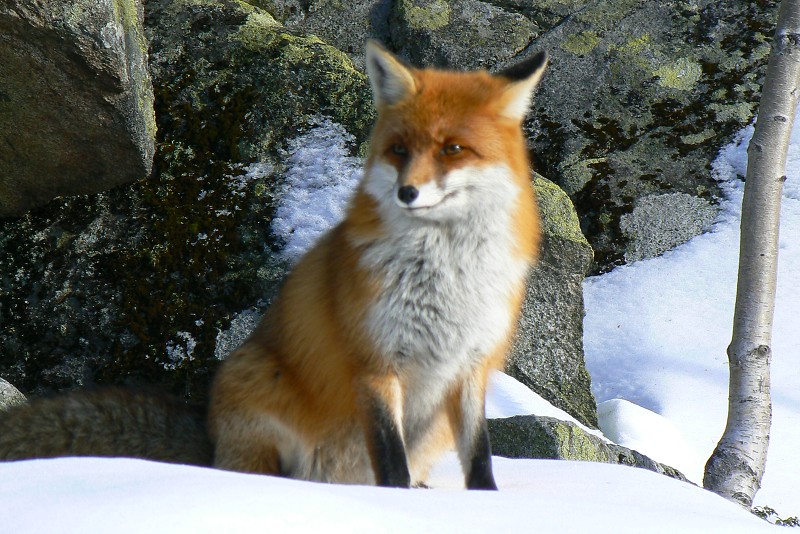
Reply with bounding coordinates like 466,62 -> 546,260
208,41 -> 546,489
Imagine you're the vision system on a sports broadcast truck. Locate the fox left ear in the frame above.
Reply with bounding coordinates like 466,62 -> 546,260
365,40 -> 417,107
497,51 -> 548,121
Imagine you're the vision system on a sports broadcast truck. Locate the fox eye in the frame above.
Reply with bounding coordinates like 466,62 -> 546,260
442,144 -> 463,156
390,144 -> 408,156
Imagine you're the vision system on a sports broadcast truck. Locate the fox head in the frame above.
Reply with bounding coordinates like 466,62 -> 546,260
362,40 -> 547,223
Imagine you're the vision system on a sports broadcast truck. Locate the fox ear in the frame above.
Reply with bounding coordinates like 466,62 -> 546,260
365,40 -> 417,107
497,51 -> 548,121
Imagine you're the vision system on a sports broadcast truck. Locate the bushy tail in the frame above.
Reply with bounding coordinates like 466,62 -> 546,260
0,387 -> 213,466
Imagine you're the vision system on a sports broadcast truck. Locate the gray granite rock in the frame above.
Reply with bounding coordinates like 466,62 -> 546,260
620,193 -> 717,262
0,378 -> 26,411
0,0 -> 156,217
508,175 -> 597,427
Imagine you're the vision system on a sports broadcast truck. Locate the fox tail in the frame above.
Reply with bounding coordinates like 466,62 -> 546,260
0,387 -> 213,466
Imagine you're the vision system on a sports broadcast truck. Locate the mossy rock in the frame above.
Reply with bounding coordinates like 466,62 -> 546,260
489,415 -> 688,481
145,0 -> 375,162
243,0 -> 394,70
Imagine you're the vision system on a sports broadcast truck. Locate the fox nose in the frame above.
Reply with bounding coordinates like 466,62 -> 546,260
397,185 -> 419,205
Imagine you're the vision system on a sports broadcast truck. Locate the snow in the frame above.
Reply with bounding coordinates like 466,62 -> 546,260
0,456 -> 775,534
597,399 -> 703,480
2,115 -> 798,530
270,117 -> 363,264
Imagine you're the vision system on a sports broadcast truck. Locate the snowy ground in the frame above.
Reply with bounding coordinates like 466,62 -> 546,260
2,113 -> 797,529
0,455 -> 774,534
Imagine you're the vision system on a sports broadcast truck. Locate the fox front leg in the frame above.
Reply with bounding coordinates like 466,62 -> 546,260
359,374 -> 411,488
450,373 -> 498,490
464,417 -> 496,490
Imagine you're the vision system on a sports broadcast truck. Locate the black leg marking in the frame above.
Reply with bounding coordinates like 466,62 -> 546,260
367,400 -> 411,488
466,421 -> 498,490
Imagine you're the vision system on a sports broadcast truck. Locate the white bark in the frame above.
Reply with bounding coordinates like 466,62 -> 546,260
703,0 -> 800,507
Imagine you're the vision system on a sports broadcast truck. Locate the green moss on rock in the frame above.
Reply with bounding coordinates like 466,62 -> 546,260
561,31 -> 600,55
654,57 -> 703,90
400,0 -> 451,30
234,10 -> 281,50
534,173 -> 590,247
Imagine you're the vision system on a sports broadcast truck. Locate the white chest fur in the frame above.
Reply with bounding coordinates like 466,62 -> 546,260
359,164 -> 531,374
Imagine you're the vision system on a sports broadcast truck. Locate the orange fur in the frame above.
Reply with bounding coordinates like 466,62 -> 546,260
208,41 -> 546,488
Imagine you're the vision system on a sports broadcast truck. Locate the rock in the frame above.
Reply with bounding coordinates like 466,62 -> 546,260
489,415 -> 688,481
507,174 -> 597,428
0,378 -> 27,411
620,193 -> 717,263
0,0 -> 156,217
389,0 -> 537,69
145,0 -> 375,162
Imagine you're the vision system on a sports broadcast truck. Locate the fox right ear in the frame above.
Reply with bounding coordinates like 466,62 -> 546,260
497,51 -> 548,121
365,40 -> 417,107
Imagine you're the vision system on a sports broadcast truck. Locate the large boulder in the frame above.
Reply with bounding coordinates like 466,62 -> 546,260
510,175 -> 597,427
145,0 -> 374,162
0,0 -> 156,217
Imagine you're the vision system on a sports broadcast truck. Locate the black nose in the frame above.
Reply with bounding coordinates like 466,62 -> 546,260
397,185 -> 419,205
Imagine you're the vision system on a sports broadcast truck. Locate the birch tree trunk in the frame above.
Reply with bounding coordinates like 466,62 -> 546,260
703,0 -> 800,508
